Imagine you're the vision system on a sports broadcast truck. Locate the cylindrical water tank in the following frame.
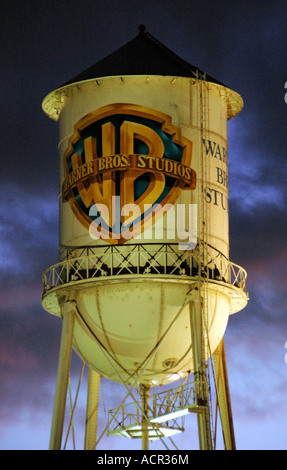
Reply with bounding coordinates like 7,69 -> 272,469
56,76 -> 233,257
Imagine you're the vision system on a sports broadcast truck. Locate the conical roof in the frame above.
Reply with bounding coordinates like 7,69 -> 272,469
42,25 -> 243,120
62,25 -> 224,87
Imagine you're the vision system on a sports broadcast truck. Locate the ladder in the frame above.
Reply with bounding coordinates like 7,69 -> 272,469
193,70 -> 213,450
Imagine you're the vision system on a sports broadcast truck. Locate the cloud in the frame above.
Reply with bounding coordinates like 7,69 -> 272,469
0,184 -> 59,280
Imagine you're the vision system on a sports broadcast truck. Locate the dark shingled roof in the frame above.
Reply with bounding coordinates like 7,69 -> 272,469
62,25 -> 225,88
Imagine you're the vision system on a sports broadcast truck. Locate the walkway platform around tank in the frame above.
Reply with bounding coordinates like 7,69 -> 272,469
107,381 -> 207,440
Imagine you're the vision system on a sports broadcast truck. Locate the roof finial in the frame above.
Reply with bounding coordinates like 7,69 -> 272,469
138,24 -> 146,34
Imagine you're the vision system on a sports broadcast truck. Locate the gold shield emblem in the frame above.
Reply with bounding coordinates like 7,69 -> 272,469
62,103 -> 196,243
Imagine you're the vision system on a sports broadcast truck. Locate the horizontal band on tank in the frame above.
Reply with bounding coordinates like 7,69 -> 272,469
62,153 -> 196,201
42,243 -> 247,298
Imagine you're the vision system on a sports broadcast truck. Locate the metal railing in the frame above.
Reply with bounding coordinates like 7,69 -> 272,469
152,381 -> 196,418
107,381 -> 198,438
42,243 -> 247,296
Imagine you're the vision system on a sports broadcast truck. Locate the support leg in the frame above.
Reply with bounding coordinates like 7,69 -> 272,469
189,298 -> 213,450
84,368 -> 101,450
214,339 -> 236,450
141,385 -> 150,451
49,300 -> 75,450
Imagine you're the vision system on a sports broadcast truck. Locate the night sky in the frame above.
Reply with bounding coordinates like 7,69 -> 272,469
1,0 -> 287,450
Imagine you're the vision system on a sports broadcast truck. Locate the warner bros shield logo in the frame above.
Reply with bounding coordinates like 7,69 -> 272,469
62,103 -> 196,244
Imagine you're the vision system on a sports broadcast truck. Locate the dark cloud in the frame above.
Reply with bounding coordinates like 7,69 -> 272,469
0,185 -> 59,282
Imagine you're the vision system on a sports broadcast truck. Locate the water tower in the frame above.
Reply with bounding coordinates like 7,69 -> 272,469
41,26 -> 248,450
